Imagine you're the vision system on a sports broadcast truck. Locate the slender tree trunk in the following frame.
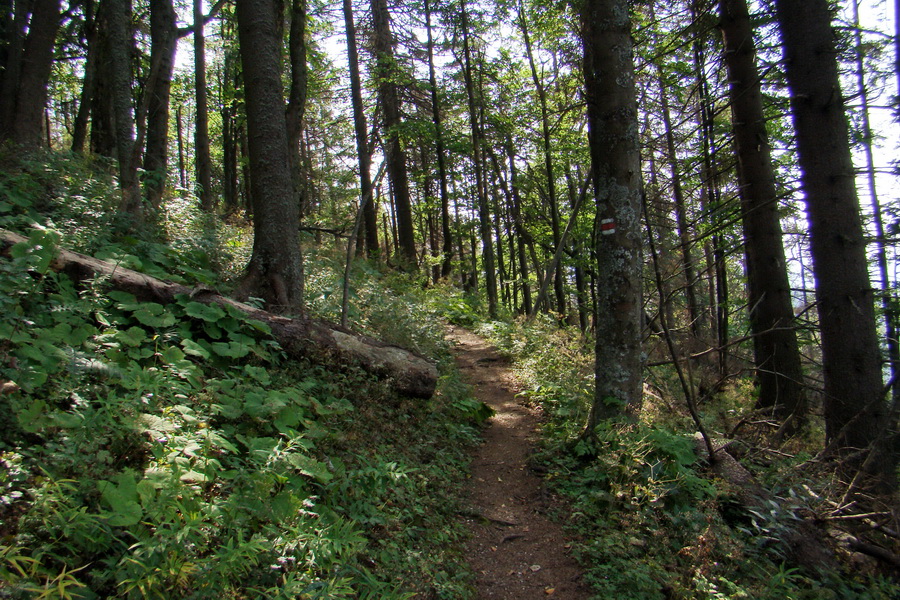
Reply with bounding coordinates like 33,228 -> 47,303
581,0 -> 643,424
193,0 -> 213,211
143,0 -> 177,208
286,0 -> 308,218
718,0 -> 804,420
425,0 -> 453,278
851,0 -> 899,406
460,1 -> 497,317
71,1 -> 96,153
371,0 -> 415,267
775,0 -> 891,488
656,72 -> 701,337
234,0 -> 303,312
518,0 -> 565,319
342,0 -> 378,259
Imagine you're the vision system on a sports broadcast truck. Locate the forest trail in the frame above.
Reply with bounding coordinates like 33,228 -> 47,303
447,326 -> 593,599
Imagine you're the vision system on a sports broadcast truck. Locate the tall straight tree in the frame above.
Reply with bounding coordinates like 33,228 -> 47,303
342,0 -> 378,258
460,0 -> 498,318
371,0 -> 415,267
286,0 -> 309,215
143,0 -> 178,208
234,0 -> 304,311
580,0 -> 643,425
518,0 -> 565,318
774,0 -> 892,487
424,0 -> 453,277
106,0 -> 142,218
0,0 -> 62,147
193,0 -> 214,212
719,0 -> 804,421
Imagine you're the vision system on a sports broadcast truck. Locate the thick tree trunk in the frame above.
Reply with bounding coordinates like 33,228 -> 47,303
719,0 -> 804,421
775,0 -> 891,488
371,0 -> 415,267
106,0 -> 142,219
342,0 -> 378,259
0,230 -> 438,398
581,0 -> 643,423
234,0 -> 304,312
6,0 -> 61,148
193,0 -> 213,212
143,0 -> 177,208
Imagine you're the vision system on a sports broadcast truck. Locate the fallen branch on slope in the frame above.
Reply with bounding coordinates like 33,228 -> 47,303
0,229 -> 438,399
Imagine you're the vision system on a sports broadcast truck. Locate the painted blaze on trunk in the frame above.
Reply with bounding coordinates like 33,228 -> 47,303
580,0 -> 643,425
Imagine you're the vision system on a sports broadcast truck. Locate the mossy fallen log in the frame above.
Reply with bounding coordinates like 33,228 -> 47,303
0,230 -> 438,398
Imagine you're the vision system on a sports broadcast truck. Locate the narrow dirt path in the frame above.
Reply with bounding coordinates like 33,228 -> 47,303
448,326 -> 593,600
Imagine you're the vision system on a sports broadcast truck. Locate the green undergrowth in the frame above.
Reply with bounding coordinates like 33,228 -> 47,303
461,314 -> 900,600
0,155 -> 485,599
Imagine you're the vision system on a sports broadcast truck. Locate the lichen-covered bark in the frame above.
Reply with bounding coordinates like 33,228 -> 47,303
580,0 -> 643,424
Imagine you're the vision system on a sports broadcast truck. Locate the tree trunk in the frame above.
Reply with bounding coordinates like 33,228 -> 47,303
719,0 -> 804,421
234,0 -> 304,312
425,0 -> 453,278
106,0 -> 142,219
71,0 -> 97,154
775,0 -> 892,488
4,0 -> 60,148
286,0 -> 308,219
581,0 -> 643,424
342,0 -> 378,259
460,1 -> 497,317
518,0 -> 565,320
143,0 -> 177,208
193,0 -> 213,212
657,72 -> 701,337
371,0 -> 414,267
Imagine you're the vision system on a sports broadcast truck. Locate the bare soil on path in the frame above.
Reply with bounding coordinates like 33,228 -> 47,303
447,326 -> 593,600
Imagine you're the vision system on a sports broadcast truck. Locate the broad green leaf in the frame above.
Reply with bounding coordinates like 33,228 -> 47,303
182,301 -> 225,322
211,341 -> 251,358
98,471 -> 143,526
115,326 -> 147,347
134,303 -> 176,328
288,453 -> 333,483
181,338 -> 211,359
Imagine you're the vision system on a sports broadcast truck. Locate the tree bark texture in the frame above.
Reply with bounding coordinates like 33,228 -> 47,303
371,0 -> 415,267
3,0 -> 61,147
286,0 -> 308,221
581,0 -> 643,422
143,0 -> 177,208
106,0 -> 142,219
719,0 -> 804,419
774,0 -> 889,484
0,230 -> 438,399
193,0 -> 214,212
71,0 -> 97,154
235,0 -> 304,311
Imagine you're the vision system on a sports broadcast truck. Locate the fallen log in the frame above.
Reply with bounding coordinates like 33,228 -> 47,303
0,230 -> 438,398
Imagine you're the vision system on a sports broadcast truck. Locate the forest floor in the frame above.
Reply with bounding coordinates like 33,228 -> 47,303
447,326 -> 594,599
